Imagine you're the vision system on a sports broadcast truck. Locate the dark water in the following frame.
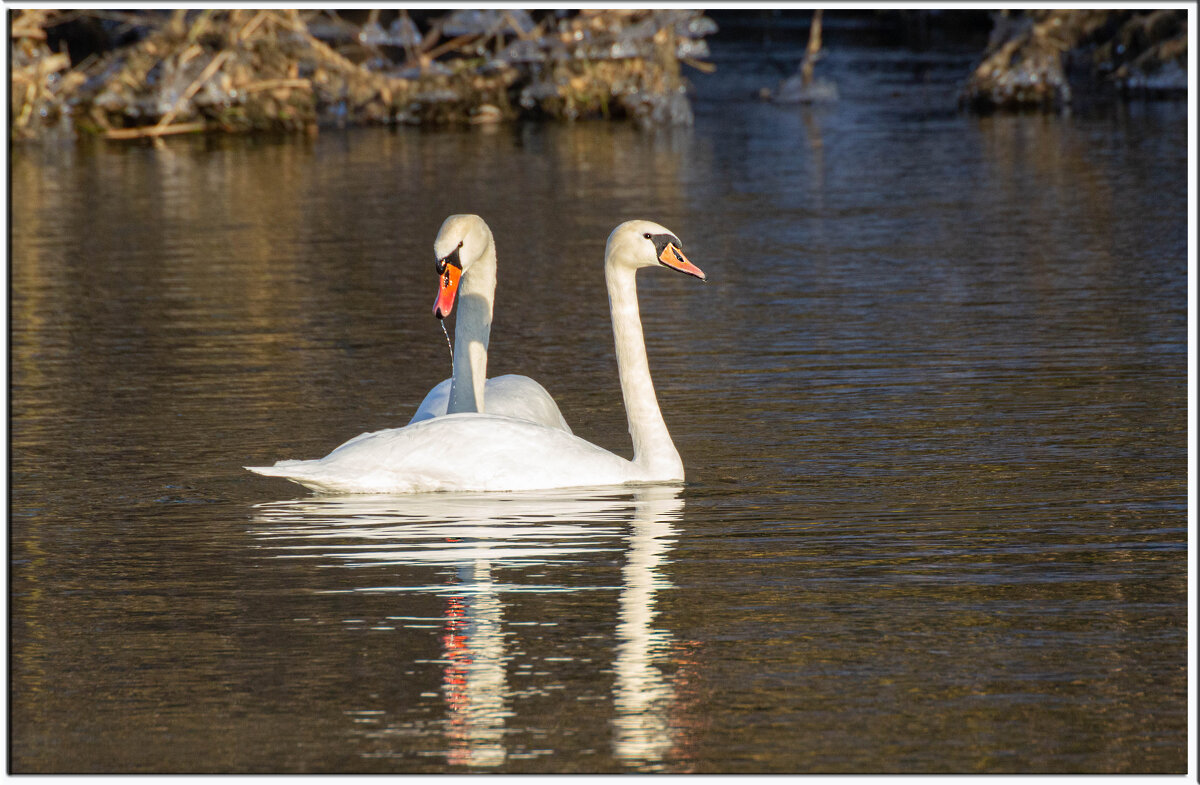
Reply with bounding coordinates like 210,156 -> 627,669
9,34 -> 1188,773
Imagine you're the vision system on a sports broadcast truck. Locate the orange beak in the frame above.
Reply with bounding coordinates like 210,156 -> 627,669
659,242 -> 706,280
433,264 -> 463,318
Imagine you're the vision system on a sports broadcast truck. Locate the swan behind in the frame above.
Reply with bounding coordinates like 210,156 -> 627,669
247,220 -> 705,494
411,214 -> 570,432
409,375 -> 569,432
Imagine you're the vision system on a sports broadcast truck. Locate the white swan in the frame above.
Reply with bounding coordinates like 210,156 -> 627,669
409,214 -> 570,432
246,220 -> 705,494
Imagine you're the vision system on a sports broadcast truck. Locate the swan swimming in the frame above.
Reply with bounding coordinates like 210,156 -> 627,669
409,214 -> 571,432
246,220 -> 705,494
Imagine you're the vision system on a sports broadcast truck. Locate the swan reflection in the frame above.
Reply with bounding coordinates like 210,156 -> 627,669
249,485 -> 686,769
442,559 -> 509,767
251,489 -> 632,577
614,490 -> 679,765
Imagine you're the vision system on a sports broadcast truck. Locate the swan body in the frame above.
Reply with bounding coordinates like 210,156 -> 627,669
417,214 -> 570,432
247,220 -> 705,494
249,413 -> 635,494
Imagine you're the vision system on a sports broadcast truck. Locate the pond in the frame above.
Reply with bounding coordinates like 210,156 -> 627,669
9,30 -> 1188,773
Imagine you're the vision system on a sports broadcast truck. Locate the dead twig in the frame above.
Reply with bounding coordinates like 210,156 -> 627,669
241,78 -> 312,93
296,18 -> 372,75
15,83 -> 36,129
423,33 -> 480,62
418,21 -> 444,54
503,11 -> 535,41
237,10 -> 269,42
105,120 -> 207,140
11,25 -> 47,41
154,49 -> 231,129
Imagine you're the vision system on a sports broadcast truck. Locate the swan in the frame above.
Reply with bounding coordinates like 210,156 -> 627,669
246,220 -> 705,494
409,214 -> 570,432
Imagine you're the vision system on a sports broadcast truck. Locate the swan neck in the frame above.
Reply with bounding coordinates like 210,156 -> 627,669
605,261 -> 683,480
448,238 -> 496,414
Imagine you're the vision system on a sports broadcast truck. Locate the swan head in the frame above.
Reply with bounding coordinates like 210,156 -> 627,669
433,214 -> 494,318
606,220 -> 706,280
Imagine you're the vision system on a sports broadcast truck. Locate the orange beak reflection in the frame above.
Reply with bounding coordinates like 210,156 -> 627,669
659,242 -> 706,280
433,265 -> 463,318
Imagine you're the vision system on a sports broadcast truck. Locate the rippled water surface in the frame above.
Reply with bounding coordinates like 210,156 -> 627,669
9,33 -> 1188,773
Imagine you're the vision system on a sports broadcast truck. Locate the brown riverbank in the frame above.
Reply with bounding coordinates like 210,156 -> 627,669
11,9 -> 1188,142
961,9 -> 1188,111
11,9 -> 715,142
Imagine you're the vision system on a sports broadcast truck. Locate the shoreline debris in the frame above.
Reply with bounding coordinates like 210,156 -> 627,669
960,9 -> 1188,111
11,9 -> 718,142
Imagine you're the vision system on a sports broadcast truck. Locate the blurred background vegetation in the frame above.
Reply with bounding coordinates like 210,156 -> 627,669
10,8 -> 1188,142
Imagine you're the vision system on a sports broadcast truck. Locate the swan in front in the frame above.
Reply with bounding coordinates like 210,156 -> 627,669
246,220 -> 705,494
409,214 -> 570,432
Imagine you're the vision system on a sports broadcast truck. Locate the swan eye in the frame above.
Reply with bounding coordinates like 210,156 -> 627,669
643,233 -> 652,239
435,245 -> 464,275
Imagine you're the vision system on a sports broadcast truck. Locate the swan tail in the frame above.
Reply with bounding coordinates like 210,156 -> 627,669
245,460 -> 347,493
244,459 -> 306,477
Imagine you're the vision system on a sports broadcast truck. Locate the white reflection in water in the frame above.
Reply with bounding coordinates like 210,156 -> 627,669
442,558 -> 509,767
250,485 -> 685,769
613,492 -> 678,765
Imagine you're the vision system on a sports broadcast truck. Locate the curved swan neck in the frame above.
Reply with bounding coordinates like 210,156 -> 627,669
448,235 -> 496,414
605,259 -> 684,480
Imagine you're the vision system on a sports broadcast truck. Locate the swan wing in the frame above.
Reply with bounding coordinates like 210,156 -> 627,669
406,374 -> 570,432
408,378 -> 453,425
481,374 -> 572,433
